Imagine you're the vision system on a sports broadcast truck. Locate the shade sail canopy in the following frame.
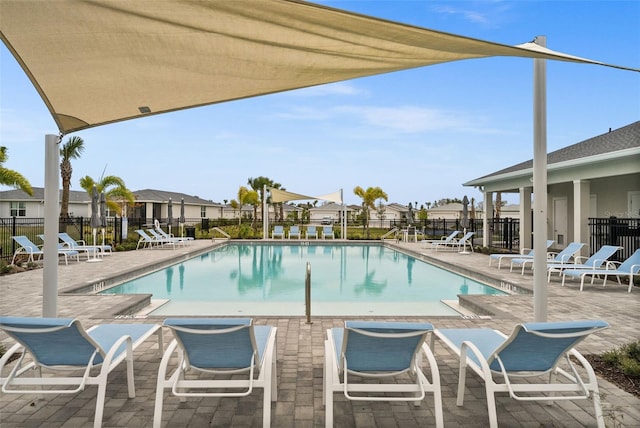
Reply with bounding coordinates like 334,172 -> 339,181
1,0 -> 634,135
268,187 -> 342,204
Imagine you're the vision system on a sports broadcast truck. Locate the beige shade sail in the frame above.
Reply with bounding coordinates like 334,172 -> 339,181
1,0 -> 635,135
268,188 -> 317,203
269,187 -> 342,204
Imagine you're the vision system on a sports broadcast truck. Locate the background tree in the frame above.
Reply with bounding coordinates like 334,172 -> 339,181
232,186 -> 259,226
0,146 -> 33,196
60,136 -> 85,221
247,176 -> 283,223
353,186 -> 388,239
495,192 -> 504,218
79,174 -> 134,216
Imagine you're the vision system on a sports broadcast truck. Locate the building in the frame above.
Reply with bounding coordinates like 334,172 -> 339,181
465,121 -> 640,255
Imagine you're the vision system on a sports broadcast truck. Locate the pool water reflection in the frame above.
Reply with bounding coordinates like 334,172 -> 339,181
101,243 -> 504,316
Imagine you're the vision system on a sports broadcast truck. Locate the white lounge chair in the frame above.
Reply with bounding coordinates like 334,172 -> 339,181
0,317 -> 162,428
433,231 -> 474,252
155,226 -> 193,244
547,245 -> 622,281
136,229 -> 175,250
288,225 -> 301,239
272,225 -> 285,239
561,248 -> 640,292
11,235 -> 79,265
489,240 -> 555,269
324,321 -> 443,428
39,233 -> 99,260
433,320 -> 609,428
148,228 -> 187,247
322,226 -> 334,239
510,242 -> 585,275
422,230 -> 460,248
306,225 -> 318,239
154,318 -> 277,428
58,231 -> 112,256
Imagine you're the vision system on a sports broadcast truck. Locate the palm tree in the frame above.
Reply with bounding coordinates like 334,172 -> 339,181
353,186 -> 388,239
59,136 -> 85,220
247,176 -> 282,225
0,146 -> 33,196
232,186 -> 259,226
79,174 -> 134,216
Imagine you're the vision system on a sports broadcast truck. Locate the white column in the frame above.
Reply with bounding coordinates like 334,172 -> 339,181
533,35 -> 548,322
573,179 -> 590,255
483,191 -> 494,248
43,134 -> 59,317
519,187 -> 533,250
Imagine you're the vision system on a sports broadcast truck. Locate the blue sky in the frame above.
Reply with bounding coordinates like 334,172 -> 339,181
1,1 -> 639,207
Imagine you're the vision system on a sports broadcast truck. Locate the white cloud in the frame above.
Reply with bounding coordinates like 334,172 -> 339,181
430,1 -> 513,27
334,105 -> 465,133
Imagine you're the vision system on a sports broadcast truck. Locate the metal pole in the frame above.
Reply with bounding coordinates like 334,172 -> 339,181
305,262 -> 312,324
43,134 -> 60,317
533,35 -> 548,322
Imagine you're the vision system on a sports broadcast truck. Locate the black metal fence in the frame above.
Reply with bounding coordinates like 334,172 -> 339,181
9,216 -> 634,263
589,217 -> 639,261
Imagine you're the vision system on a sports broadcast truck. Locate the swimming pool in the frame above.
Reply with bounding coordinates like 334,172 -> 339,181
101,243 -> 505,316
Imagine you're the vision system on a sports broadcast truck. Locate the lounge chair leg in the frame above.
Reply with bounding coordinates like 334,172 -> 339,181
324,340 -> 333,428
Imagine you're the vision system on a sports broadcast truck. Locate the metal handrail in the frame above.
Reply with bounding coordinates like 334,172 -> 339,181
380,227 -> 399,240
305,262 -> 312,324
211,227 -> 231,241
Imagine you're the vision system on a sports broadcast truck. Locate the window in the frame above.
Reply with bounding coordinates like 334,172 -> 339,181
201,206 -> 206,218
10,202 -> 26,217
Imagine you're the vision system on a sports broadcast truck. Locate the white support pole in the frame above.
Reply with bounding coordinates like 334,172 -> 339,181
341,189 -> 345,240
43,134 -> 60,317
533,36 -> 548,322
263,184 -> 268,239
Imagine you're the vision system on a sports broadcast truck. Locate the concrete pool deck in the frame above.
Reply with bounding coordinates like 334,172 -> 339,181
1,239 -> 639,427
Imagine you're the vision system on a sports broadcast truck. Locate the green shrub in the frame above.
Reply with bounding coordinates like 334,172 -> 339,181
602,341 -> 640,378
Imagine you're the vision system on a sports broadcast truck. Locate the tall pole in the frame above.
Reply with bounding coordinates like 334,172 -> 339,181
533,36 -> 548,322
263,184 -> 268,239
43,134 -> 60,317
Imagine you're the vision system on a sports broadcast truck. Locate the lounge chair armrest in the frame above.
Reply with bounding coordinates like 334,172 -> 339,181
605,260 -> 621,269
573,255 -> 588,264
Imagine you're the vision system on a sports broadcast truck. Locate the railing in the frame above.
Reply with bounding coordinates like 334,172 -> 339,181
305,262 -> 312,324
211,227 -> 231,240
380,227 -> 399,241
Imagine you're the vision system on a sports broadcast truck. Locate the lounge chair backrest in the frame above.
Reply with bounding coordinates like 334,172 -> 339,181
0,317 -> 105,366
550,242 -> 584,262
163,318 -> 258,369
136,229 -> 153,239
617,248 -> 640,271
58,232 -> 78,246
459,232 -> 474,242
583,245 -> 621,267
11,236 -> 40,252
488,320 -> 609,372
444,231 -> 460,242
339,321 -> 433,372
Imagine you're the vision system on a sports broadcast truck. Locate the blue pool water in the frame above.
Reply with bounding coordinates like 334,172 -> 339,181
101,243 -> 504,316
